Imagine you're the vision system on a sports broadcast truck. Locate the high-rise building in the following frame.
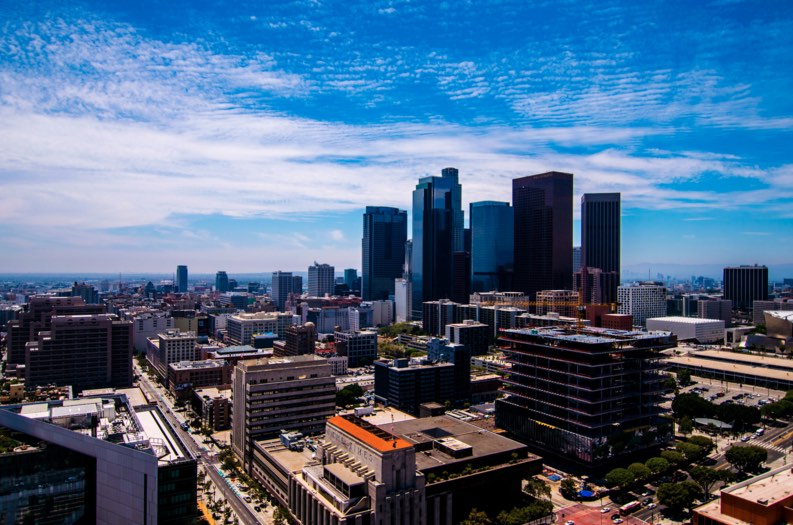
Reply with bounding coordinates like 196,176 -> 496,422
411,168 -> 464,319
71,282 -> 99,303
581,193 -> 621,304
572,246 -> 581,274
618,282 -> 667,326
343,268 -> 358,289
512,172 -> 573,300
146,328 -> 197,379
25,314 -> 133,393
271,271 -> 293,310
276,323 -> 317,357
231,356 -> 336,469
394,278 -> 412,323
698,298 -> 732,327
362,206 -> 408,301
724,265 -> 769,311
176,265 -> 188,293
470,201 -> 514,292
496,326 -> 676,466
215,270 -> 230,292
308,262 -> 335,297
373,358 -> 455,416
334,330 -> 378,367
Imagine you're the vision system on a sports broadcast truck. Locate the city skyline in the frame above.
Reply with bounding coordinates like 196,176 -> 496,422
2,1 -> 793,274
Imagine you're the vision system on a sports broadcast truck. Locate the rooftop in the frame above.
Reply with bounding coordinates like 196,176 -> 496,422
765,310 -> 793,321
169,359 -> 228,371
647,316 -> 725,324
503,326 -> 673,345
328,415 -> 413,453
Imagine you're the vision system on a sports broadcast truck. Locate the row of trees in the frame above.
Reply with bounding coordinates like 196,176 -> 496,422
672,393 -> 761,431
760,390 -> 793,420
461,477 -> 554,525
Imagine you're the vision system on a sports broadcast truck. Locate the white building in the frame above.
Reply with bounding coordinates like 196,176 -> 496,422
395,278 -> 412,323
146,329 -> 197,378
308,262 -> 335,297
226,312 -> 299,345
370,300 -> 394,326
121,310 -> 174,352
646,317 -> 725,344
618,282 -> 667,326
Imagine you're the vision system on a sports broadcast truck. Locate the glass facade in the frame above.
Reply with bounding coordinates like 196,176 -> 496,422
362,207 -> 407,301
581,193 -> 621,303
470,201 -> 513,292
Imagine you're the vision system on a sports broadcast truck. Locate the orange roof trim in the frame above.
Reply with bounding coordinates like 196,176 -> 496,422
328,416 -> 413,453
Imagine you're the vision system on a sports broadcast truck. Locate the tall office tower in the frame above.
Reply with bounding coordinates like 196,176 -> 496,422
470,201 -> 514,292
25,314 -> 133,393
394,278 -> 412,323
618,282 -> 667,326
362,206 -> 408,301
271,271 -> 293,310
572,246 -> 582,274
451,251 -> 471,304
343,268 -> 358,289
512,172 -> 573,300
291,275 -> 303,295
308,262 -> 335,297
215,271 -> 230,292
71,282 -> 99,303
581,193 -> 621,304
232,356 -> 336,469
411,167 -> 464,319
6,296 -> 105,365
724,265 -> 769,311
176,265 -> 188,293
496,326 -> 676,467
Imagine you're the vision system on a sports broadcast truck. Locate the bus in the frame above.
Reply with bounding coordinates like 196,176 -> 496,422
619,501 -> 641,514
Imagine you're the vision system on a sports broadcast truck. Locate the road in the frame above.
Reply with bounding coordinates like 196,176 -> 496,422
134,363 -> 264,525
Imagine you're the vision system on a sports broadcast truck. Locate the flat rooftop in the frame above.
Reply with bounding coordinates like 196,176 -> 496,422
329,415 -> 413,453
695,466 -> 793,525
647,317 -> 724,324
503,326 -> 673,345
170,359 -> 227,371
135,406 -> 189,464
693,349 -> 793,371
669,355 -> 793,383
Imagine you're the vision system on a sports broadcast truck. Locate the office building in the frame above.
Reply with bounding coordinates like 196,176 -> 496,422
752,298 -> 793,325
232,356 -> 336,470
411,168 -> 464,319
344,268 -> 358,290
395,278 -> 412,323
146,329 -> 197,379
724,265 -> 769,311
192,386 -> 232,431
601,313 -> 634,330
271,271 -> 294,311
176,265 -> 188,293
572,246 -> 581,273
513,171 -> 573,300
226,311 -> 299,345
71,281 -> 99,304
496,326 -> 676,466
373,358 -> 456,416
426,340 -> 471,404
369,299 -> 394,326
334,329 -> 378,367
445,319 -> 490,355
308,262 -> 335,297
215,270 -> 230,292
698,298 -> 733,327
581,193 -> 621,304
618,282 -> 667,326
451,250 -> 471,304
0,394 -> 197,524
275,322 -> 317,357
24,314 -> 133,393
124,310 -> 174,352
168,359 -> 233,392
536,289 -> 580,318
470,201 -> 514,292
6,296 -> 105,365
646,317 -> 725,344
423,299 -> 460,337
362,206 -> 408,301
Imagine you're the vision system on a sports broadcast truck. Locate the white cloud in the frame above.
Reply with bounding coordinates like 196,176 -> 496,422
330,229 -> 345,241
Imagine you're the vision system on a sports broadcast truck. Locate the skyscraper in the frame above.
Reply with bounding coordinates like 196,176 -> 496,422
411,167 -> 464,319
470,201 -> 514,292
176,265 -> 188,293
271,271 -> 293,310
215,271 -> 229,292
512,172 -> 573,300
724,265 -> 769,311
581,193 -> 621,304
362,206 -> 407,301
308,262 -> 335,297
343,268 -> 358,290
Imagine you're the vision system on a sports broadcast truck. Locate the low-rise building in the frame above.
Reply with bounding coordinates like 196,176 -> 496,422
167,359 -> 233,392
374,358 -> 456,416
646,316 -> 725,344
192,386 -> 232,430
146,328 -> 197,379
334,330 -> 378,367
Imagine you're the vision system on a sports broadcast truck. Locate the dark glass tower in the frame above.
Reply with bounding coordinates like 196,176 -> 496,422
362,206 -> 408,301
581,193 -> 621,304
215,271 -> 229,293
512,172 -> 573,300
724,265 -> 768,310
411,168 -> 464,319
176,265 -> 188,293
470,201 -> 514,292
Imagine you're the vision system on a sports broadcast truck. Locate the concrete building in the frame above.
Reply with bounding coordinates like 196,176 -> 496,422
226,311 -> 299,345
25,314 -> 133,394
646,317 -> 725,344
445,319 -> 490,355
334,330 -> 378,367
752,298 -> 793,324
192,386 -> 232,430
126,311 -> 174,352
536,289 -> 580,318
669,349 -> 793,391
369,299 -> 394,326
271,271 -> 294,311
308,262 -> 336,297
601,313 -> 634,330
374,358 -> 456,416
765,310 -> 793,341
232,356 -> 336,470
395,278 -> 412,323
146,329 -> 197,379
0,394 -> 196,524
275,322 -> 317,357
724,265 -> 768,311
423,299 -> 459,337
618,282 -> 667,326
496,326 -> 676,466
167,359 -> 233,391
698,298 -> 733,327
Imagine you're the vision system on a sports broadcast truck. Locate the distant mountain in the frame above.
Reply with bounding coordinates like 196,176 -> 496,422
622,262 -> 793,282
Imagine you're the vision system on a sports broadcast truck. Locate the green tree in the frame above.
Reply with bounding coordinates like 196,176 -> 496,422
761,400 -> 793,420
462,508 -> 492,525
646,456 -> 670,476
560,478 -> 578,499
336,383 -> 365,407
689,466 -> 727,494
672,393 -> 716,420
657,481 -> 701,513
717,404 -> 761,431
605,468 -> 635,490
661,450 -> 685,466
496,500 -> 554,525
677,369 -> 692,386
661,375 -> 678,391
687,436 -> 716,454
628,463 -> 652,484
676,442 -> 705,463
273,506 -> 291,525
523,478 -> 551,500
678,416 -> 694,435
725,445 -> 767,474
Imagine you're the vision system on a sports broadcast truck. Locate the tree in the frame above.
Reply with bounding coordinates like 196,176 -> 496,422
672,393 -> 716,420
761,400 -> 793,421
677,369 -> 692,386
336,383 -> 365,407
678,416 -> 694,435
717,403 -> 761,431
689,466 -> 727,494
687,436 -> 716,454
657,481 -> 701,513
676,442 -> 705,463
661,450 -> 685,466
605,468 -> 635,490
496,500 -> 554,525
725,445 -> 767,474
662,375 -> 678,391
646,457 -> 671,476
273,506 -> 291,525
462,508 -> 492,525
560,478 -> 578,499
628,463 -> 652,484
524,478 -> 551,500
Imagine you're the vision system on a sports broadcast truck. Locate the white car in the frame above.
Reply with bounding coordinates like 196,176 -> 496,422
647,503 -> 657,509
614,519 -> 624,524
600,507 -> 612,514
565,521 -> 575,525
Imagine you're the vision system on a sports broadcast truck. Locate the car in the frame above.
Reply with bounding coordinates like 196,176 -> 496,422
254,506 -> 261,512
244,496 -> 252,503
614,520 -> 624,524
755,428 -> 765,436
611,514 -> 621,520
643,498 -> 653,505
741,435 -> 751,442
715,392 -> 725,398
601,507 -> 612,514
647,503 -> 657,509
565,521 -> 575,525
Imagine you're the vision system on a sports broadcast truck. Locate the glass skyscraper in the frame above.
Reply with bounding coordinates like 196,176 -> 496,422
176,265 -> 188,293
581,193 -> 621,304
470,201 -> 513,292
512,172 -> 573,300
411,168 -> 464,319
362,207 -> 407,301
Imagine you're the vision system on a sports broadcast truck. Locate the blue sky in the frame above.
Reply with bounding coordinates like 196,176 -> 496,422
1,0 -> 792,277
